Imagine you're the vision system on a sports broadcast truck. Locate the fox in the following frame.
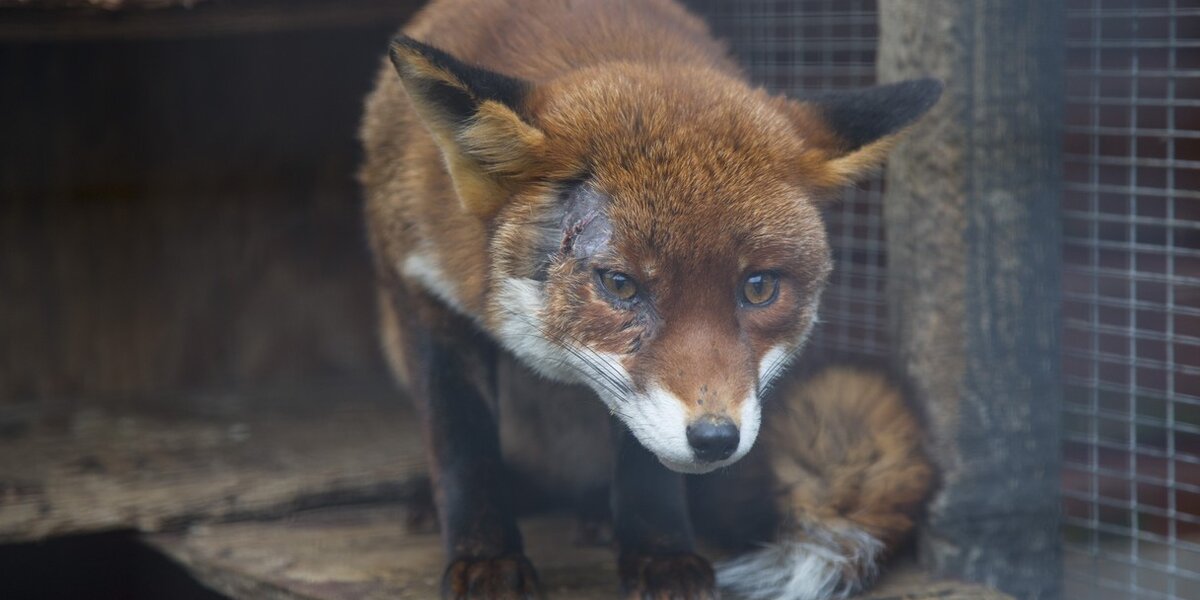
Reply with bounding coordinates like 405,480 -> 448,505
359,0 -> 941,598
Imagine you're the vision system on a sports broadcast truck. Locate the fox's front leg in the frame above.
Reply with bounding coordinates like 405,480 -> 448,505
416,335 -> 541,599
388,292 -> 541,600
613,424 -> 718,600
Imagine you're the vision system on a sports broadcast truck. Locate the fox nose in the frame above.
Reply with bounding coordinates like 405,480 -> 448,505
687,415 -> 740,462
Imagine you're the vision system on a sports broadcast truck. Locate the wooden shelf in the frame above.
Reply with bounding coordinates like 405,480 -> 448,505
0,389 -> 425,543
1,384 -> 1011,598
0,0 -> 423,41
145,506 -> 1013,600
0,0 -> 206,9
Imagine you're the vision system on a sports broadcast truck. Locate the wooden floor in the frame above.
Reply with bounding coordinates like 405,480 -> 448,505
0,389 -> 423,543
1,389 -> 1009,598
0,386 -> 1010,598
146,506 -> 1012,600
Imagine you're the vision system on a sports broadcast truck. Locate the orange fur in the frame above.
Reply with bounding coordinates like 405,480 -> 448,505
758,366 -> 933,593
765,367 -> 933,547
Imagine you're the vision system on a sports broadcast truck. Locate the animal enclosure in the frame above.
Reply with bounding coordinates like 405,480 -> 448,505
701,2 -> 1199,597
0,1 -> 1196,599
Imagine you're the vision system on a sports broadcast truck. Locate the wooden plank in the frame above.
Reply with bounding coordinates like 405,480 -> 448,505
0,0 -> 205,9
0,0 -> 422,41
145,506 -> 1012,600
878,2 -> 1065,598
0,389 -> 424,542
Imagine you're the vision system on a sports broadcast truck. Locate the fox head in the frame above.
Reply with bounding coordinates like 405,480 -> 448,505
388,36 -> 941,474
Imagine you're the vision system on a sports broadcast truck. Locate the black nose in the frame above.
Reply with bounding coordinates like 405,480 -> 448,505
686,415 -> 740,462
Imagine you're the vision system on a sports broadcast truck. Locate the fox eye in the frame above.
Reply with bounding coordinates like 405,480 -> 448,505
741,272 -> 780,306
597,269 -> 639,302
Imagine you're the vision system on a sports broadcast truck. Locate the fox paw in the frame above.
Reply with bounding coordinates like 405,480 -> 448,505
442,555 -> 543,600
620,552 -> 718,600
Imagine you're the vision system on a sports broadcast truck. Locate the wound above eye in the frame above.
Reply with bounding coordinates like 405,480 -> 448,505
559,185 -> 612,259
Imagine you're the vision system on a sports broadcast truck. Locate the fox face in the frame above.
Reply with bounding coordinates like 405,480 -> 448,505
386,38 -> 940,474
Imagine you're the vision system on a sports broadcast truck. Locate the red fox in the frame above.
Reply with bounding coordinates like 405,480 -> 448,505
360,0 -> 941,598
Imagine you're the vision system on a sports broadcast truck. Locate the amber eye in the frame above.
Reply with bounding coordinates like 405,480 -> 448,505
742,272 -> 780,306
597,270 -> 639,302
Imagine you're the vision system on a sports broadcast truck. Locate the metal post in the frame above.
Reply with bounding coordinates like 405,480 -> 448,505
879,2 -> 1065,597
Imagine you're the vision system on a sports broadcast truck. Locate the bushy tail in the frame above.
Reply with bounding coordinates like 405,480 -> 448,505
716,365 -> 934,600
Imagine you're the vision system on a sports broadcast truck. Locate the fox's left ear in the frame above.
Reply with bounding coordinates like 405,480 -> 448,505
389,36 -> 545,218
782,78 -> 943,190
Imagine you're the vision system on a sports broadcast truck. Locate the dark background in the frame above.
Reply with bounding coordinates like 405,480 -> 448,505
1,3 -> 415,597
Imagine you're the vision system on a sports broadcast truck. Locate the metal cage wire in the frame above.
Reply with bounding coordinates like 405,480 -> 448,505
692,0 -> 890,358
688,1 -> 1200,598
1060,1 -> 1200,598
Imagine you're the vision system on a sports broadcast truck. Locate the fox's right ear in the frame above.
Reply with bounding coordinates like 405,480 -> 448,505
389,36 -> 545,218
781,78 -> 943,192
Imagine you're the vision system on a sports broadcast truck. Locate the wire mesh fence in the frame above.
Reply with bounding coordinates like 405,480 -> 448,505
1060,1 -> 1200,598
690,0 -> 1200,598
692,0 -> 890,358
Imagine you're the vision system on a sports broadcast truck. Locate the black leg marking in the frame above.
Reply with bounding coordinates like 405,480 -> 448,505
611,422 -> 716,599
393,291 -> 541,599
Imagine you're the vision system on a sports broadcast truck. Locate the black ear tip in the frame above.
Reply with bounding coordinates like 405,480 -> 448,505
913,77 -> 944,94
914,77 -> 945,106
388,35 -> 428,61
884,78 -> 944,128
388,35 -> 458,71
388,36 -> 412,65
893,77 -> 944,111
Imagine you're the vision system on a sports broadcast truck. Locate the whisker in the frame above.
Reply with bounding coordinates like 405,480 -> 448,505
494,328 -> 637,417
759,350 -> 797,398
547,337 -> 635,398
503,310 -> 636,398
